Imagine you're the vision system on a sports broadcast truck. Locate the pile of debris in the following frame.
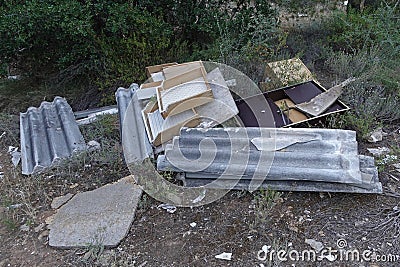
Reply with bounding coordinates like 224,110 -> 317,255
17,59 -> 381,194
13,58 -> 383,248
116,59 -> 381,194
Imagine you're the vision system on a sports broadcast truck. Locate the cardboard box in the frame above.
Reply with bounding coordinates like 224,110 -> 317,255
259,58 -> 314,92
137,81 -> 162,100
145,62 -> 178,82
142,100 -> 200,147
162,61 -> 204,80
235,80 -> 350,128
157,66 -> 214,118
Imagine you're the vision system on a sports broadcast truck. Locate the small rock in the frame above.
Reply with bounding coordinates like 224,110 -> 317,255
8,203 -> 23,209
7,75 -> 21,80
354,221 -> 364,227
367,147 -> 390,157
368,128 -> 386,143
45,214 -> 56,225
38,230 -> 49,241
69,183 -> 79,189
392,163 -> 400,169
215,252 -> 232,261
51,193 -> 74,209
8,146 -> 21,167
87,140 -> 101,151
34,223 -> 45,233
305,238 -> 324,253
20,224 -> 30,232
190,222 -> 197,228
83,250 -> 92,261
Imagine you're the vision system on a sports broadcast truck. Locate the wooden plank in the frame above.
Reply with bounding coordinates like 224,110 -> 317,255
145,62 -> 178,78
163,61 -> 204,80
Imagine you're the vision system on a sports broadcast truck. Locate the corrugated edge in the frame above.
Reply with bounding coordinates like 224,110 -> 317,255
20,97 -> 86,175
157,127 -> 382,193
182,154 -> 382,193
116,84 -> 153,163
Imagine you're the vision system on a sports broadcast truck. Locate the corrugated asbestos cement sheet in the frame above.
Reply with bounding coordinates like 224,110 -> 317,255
115,84 -> 153,163
157,127 -> 382,193
20,97 -> 86,175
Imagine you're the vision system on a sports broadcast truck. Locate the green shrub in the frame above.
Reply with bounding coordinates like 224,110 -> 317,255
323,5 -> 400,54
0,1 -> 95,76
1,0 -> 281,105
318,4 -> 400,136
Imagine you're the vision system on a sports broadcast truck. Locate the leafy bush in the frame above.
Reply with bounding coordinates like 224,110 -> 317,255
317,4 -> 400,137
323,5 -> 400,54
0,1 -> 95,76
0,0 -> 281,105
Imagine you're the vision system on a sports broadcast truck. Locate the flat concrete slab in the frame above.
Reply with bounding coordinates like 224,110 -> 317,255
48,176 -> 142,248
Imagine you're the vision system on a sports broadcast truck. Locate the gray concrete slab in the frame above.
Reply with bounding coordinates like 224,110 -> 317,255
48,176 -> 142,248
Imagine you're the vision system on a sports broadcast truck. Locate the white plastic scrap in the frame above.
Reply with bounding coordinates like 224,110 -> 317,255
0,132 -> 5,139
157,203 -> 177,214
192,189 -> 206,204
76,108 -> 118,125
190,222 -> 197,228
8,146 -> 21,167
215,252 -> 232,261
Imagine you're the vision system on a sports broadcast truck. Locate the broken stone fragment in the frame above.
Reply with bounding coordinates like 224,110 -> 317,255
87,140 -> 101,151
305,238 -> 324,253
48,176 -> 142,248
367,147 -> 390,157
367,128 -> 387,143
